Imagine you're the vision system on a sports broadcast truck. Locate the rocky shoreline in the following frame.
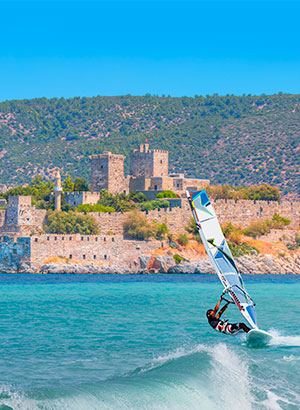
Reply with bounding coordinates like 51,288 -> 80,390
3,252 -> 300,275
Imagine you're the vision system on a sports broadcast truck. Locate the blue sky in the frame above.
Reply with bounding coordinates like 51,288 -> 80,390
1,0 -> 300,100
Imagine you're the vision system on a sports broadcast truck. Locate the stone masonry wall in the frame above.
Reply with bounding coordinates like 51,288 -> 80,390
0,196 -> 46,235
30,234 -> 163,269
5,196 -> 32,226
65,191 -> 100,207
129,145 -> 168,178
91,199 -> 300,235
91,152 -> 125,193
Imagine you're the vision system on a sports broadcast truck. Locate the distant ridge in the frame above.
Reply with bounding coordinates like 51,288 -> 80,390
0,94 -> 299,195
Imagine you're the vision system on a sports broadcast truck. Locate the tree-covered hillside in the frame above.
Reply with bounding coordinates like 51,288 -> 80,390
0,94 -> 299,195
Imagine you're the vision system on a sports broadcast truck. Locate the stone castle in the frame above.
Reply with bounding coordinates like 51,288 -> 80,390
0,143 -> 299,273
58,143 -> 210,209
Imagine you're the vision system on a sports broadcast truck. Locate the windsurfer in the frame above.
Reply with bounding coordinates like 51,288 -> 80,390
206,296 -> 251,334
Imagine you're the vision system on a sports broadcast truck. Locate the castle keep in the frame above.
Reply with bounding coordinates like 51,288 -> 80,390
91,151 -> 125,193
129,144 -> 168,178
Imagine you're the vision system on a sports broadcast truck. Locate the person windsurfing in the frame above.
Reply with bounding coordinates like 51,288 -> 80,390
206,296 -> 251,335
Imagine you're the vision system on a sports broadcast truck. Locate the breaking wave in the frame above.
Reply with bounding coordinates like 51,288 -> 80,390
1,342 -> 298,410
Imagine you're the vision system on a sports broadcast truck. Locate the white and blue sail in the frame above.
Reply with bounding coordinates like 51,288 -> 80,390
186,189 -> 258,329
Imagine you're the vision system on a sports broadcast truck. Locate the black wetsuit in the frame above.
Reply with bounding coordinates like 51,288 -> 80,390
208,316 -> 241,335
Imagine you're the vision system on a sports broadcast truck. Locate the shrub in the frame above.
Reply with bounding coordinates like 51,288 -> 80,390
154,222 -> 169,240
173,254 -> 184,264
45,211 -> 100,234
98,190 -> 135,213
286,243 -> 298,250
243,220 -> 271,238
185,217 -> 198,235
243,213 -> 291,238
206,183 -> 280,201
75,203 -> 115,213
156,190 -> 178,199
222,222 -> 237,238
128,191 -> 147,203
123,211 -> 155,240
271,212 -> 291,227
140,199 -> 169,211
74,177 -> 89,192
177,233 -> 189,246
228,241 -> 259,257
228,231 -> 243,245
295,233 -> 300,246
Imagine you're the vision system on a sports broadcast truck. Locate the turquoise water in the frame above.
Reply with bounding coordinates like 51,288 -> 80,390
0,274 -> 299,410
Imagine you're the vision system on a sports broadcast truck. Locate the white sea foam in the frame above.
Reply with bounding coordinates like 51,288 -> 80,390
140,343 -> 209,373
283,354 -> 300,362
268,329 -> 300,347
209,343 -> 254,410
260,390 -> 296,410
0,385 -> 39,410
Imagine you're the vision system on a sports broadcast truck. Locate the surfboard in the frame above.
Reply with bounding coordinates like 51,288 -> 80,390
246,329 -> 272,346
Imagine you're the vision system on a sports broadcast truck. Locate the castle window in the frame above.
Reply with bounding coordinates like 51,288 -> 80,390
95,237 -> 98,242
101,165 -> 104,169
69,237 -> 72,241
62,237 -> 64,240
154,185 -> 157,190
69,254 -> 72,259
104,255 -> 107,259
160,160 -> 163,164
83,254 -> 86,260
87,237 -> 90,241
112,237 -> 115,242
81,237 -> 84,241
93,255 -> 96,259
104,237 -> 106,242
34,238 -> 38,242
47,236 -> 50,241
55,237 -> 57,241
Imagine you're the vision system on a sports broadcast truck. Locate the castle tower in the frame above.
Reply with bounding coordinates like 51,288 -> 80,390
129,144 -> 168,178
54,170 -> 62,211
91,151 -> 125,194
4,196 -> 33,227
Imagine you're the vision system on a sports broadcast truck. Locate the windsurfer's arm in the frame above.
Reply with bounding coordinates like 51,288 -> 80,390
216,302 -> 228,319
212,297 -> 223,317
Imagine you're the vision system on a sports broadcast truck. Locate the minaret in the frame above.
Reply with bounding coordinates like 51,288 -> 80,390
54,169 -> 62,211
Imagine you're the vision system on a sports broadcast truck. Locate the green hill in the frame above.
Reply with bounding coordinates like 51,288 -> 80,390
0,93 -> 299,195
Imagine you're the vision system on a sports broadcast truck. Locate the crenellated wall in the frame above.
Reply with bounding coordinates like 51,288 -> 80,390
30,234 -> 164,269
90,199 -> 300,235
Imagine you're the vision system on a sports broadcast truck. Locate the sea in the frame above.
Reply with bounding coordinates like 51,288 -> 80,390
0,273 -> 299,410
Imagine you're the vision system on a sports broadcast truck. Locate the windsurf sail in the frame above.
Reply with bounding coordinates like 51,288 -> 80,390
186,189 -> 258,329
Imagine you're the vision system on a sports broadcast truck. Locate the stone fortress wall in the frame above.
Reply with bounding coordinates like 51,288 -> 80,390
0,197 -> 298,272
30,234 -> 163,270
92,198 -> 300,235
0,196 -> 299,238
64,191 -> 100,208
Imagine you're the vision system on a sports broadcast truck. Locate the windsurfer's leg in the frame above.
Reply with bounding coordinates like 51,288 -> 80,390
239,323 -> 251,333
